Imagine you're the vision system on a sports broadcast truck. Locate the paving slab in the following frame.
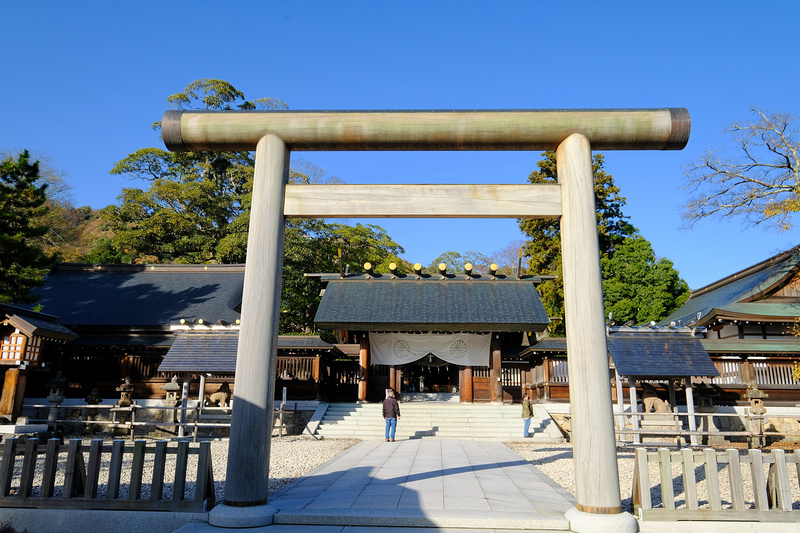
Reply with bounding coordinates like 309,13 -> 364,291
266,438 -> 575,530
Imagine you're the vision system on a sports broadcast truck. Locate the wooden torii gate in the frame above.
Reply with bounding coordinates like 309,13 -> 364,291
162,108 -> 690,532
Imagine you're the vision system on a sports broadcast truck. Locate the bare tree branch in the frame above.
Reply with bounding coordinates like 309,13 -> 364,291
683,108 -> 800,231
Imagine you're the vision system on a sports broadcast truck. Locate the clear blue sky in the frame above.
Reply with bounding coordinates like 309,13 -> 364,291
2,1 -> 797,289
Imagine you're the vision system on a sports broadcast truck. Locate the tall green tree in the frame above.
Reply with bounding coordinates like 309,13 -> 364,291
0,151 -> 54,302
427,250 -> 493,274
2,150 -> 109,263
601,235 -> 690,325
102,79 -> 286,263
99,79 -> 406,333
281,220 -> 405,333
519,151 -> 634,335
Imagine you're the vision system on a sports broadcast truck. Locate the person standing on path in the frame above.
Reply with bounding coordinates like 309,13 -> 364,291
521,393 -> 534,438
383,388 -> 400,442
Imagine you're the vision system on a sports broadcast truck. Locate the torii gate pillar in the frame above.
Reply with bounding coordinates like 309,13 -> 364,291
558,134 -> 636,531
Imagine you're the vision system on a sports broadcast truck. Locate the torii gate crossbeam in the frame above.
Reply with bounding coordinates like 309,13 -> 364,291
162,109 -> 690,533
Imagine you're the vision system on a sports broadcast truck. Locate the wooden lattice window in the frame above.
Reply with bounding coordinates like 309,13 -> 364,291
24,336 -> 42,363
0,331 -> 26,362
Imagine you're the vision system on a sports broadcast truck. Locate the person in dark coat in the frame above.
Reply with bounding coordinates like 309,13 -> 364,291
521,393 -> 534,438
382,388 -> 400,442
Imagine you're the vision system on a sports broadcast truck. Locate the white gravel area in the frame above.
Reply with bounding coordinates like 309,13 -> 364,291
205,436 -> 360,501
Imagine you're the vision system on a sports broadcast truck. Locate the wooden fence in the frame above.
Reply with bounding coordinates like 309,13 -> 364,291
0,437 -> 215,512
530,358 -> 800,389
632,447 -> 800,521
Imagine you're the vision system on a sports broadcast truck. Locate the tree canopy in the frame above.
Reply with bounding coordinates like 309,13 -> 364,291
519,151 -> 686,334
99,79 -> 405,333
684,108 -> 800,231
427,250 -> 493,274
601,235 -> 690,325
519,151 -> 634,334
0,151 -> 53,302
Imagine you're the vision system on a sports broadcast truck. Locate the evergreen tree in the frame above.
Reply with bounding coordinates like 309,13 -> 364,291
99,79 -> 406,333
0,151 -> 54,302
519,151 -> 633,335
601,235 -> 690,325
519,151 -> 686,334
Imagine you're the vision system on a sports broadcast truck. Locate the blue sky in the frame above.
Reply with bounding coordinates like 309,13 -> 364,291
1,1 -> 798,289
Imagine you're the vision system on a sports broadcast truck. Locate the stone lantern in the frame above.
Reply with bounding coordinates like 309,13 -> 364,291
160,376 -> 182,425
84,388 -> 102,434
745,385 -> 768,448
113,376 -> 135,425
45,371 -> 67,423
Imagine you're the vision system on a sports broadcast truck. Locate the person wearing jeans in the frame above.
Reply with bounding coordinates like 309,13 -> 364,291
521,393 -> 533,438
382,388 -> 400,442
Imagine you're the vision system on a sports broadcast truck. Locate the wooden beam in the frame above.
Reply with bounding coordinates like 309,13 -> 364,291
283,183 -> 561,219
163,108 -> 690,152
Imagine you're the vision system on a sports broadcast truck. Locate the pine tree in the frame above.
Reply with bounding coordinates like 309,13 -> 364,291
0,151 -> 53,302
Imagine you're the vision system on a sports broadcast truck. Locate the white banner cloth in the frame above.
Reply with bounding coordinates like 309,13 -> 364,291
369,332 -> 491,366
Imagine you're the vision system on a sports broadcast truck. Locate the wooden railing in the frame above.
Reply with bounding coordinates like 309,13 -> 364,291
632,447 -> 800,520
24,403 -> 298,441
0,437 -> 215,512
501,367 -> 522,387
530,359 -> 800,388
276,356 -> 317,381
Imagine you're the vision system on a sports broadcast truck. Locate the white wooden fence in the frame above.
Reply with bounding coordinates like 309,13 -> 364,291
632,447 -> 800,521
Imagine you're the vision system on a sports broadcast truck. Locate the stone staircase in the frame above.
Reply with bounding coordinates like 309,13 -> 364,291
313,401 -> 566,442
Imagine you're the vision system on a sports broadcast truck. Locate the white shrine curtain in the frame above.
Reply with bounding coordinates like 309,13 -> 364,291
369,332 -> 491,366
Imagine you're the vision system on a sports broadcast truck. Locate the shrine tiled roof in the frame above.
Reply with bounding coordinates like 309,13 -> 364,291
26,264 -> 244,328
313,278 -> 549,332
661,246 -> 800,327
158,332 -> 336,373
525,327 -> 719,378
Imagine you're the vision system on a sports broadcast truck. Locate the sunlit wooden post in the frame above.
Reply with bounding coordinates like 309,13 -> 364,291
558,134 -> 637,532
208,134 -> 288,527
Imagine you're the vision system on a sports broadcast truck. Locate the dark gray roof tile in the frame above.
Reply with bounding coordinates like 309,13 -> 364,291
314,279 -> 549,332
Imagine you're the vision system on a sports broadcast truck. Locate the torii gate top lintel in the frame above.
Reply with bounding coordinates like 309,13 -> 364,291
162,107 -> 690,153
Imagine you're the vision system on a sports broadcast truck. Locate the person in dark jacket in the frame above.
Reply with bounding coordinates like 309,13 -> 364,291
382,389 -> 400,442
521,393 -> 534,438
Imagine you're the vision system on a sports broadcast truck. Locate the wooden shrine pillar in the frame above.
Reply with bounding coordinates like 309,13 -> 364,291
209,134 -> 288,527
489,334 -> 502,403
628,379 -> 641,445
459,366 -> 473,403
358,335 -> 369,401
684,377 -> 698,446
559,134 -> 635,532
614,370 -> 626,436
0,368 -> 28,422
389,365 -> 397,393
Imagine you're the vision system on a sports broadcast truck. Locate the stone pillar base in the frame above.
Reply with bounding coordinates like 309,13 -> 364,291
565,507 -> 638,533
207,503 -> 277,528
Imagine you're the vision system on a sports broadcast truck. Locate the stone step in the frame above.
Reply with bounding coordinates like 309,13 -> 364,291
315,402 -> 565,443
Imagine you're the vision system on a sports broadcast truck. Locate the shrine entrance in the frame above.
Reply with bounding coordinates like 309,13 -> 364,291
162,107 -> 690,533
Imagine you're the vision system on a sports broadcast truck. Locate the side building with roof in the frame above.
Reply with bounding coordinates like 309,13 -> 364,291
525,245 -> 800,408
659,244 -> 800,404
21,263 -> 344,403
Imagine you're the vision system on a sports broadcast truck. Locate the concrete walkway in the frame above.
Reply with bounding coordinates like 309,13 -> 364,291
183,439 -> 576,532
